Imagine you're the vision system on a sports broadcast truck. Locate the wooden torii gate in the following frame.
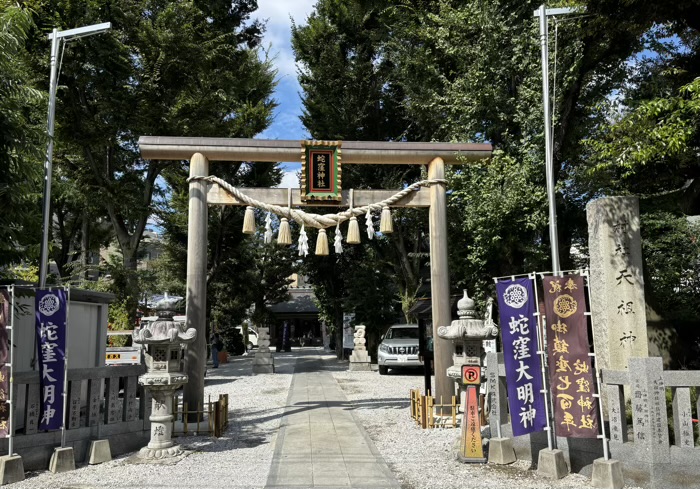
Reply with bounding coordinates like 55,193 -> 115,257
138,137 -> 492,413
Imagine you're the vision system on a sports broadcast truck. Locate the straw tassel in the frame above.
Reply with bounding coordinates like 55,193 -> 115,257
242,206 -> 256,234
278,188 -> 293,245
334,224 -> 343,254
347,216 -> 361,244
380,206 -> 393,234
347,189 -> 360,244
315,228 -> 329,256
277,218 -> 291,245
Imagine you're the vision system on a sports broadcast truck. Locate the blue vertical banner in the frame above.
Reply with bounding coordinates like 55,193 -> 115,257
35,289 -> 67,431
495,278 -> 547,436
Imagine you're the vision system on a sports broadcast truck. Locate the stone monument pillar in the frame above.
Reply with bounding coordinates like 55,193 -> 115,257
252,326 -> 274,374
586,196 -> 649,374
133,302 -> 196,459
349,325 -> 371,371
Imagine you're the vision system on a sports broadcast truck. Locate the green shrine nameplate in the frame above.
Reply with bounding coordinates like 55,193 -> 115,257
301,141 -> 342,202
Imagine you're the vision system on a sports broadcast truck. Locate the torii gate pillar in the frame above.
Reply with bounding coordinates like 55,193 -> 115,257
428,157 -> 453,408
183,152 -> 208,413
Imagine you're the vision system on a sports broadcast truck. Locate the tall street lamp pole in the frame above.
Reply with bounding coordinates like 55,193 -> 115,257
39,22 -> 111,288
533,6 -> 577,274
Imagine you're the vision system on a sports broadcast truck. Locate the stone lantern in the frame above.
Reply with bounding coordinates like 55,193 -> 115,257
132,301 -> 196,459
437,290 -> 498,409
437,290 -> 498,463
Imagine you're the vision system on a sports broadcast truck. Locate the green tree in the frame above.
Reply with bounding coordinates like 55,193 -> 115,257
292,0 -> 428,353
0,2 -> 44,268
24,0 -> 276,316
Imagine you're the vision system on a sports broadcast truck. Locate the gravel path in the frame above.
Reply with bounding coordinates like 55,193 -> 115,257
11,353 -> 296,489
332,368 -> 636,489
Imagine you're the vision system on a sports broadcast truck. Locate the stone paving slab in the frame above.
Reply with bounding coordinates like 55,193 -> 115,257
266,357 -> 400,489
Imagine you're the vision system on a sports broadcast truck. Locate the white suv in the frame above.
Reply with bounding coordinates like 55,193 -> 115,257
377,324 -> 422,375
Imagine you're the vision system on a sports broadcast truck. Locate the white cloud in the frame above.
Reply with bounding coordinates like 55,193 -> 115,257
277,167 -> 301,188
255,0 -> 315,80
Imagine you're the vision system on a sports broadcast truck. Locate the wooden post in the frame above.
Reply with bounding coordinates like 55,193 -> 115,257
428,156 -> 453,413
184,153 -> 209,419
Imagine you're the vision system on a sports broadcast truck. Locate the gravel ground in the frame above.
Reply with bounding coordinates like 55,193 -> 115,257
10,353 -> 296,489
333,368 -> 638,489
6,350 -> 639,489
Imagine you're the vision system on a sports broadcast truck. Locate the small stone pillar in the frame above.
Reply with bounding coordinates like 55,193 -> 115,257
133,301 -> 196,459
349,325 -> 371,371
253,327 -> 274,374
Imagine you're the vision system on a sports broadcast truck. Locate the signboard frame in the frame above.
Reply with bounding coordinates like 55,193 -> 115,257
300,140 -> 342,202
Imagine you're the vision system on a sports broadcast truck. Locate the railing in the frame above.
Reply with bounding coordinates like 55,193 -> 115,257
0,365 -> 149,469
602,357 -> 699,455
13,364 -> 148,434
409,389 -> 458,429
172,393 -> 229,437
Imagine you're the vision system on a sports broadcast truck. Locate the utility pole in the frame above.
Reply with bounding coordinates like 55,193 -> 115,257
39,22 -> 111,287
533,5 -> 578,274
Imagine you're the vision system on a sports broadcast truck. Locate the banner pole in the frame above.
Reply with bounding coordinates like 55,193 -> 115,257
8,286 -> 14,456
531,273 -> 554,451
60,286 -> 70,448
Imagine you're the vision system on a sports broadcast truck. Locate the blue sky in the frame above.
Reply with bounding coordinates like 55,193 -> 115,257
254,1 -> 316,188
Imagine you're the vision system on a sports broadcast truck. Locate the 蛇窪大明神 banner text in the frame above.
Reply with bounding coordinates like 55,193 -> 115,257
495,278 -> 547,436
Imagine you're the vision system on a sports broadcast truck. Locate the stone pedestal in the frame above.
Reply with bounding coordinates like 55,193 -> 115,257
88,440 -> 112,464
140,386 -> 183,459
253,327 -> 274,374
349,325 -> 371,371
488,438 -> 516,465
0,455 -> 24,484
537,448 -> 568,479
49,447 -> 75,473
591,458 -> 624,489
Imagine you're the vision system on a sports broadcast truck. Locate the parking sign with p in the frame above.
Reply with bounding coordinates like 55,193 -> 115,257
462,365 -> 481,385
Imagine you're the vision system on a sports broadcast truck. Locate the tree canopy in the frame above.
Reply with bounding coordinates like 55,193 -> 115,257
0,2 -> 44,268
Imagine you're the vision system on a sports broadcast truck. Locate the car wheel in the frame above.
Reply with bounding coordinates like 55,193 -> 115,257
378,365 -> 388,375
247,342 -> 254,351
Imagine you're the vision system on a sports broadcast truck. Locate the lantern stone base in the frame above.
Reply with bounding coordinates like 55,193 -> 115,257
139,445 -> 185,460
487,437 -> 516,465
591,458 -> 624,489
0,454 -> 24,484
537,448 -> 568,479
49,447 -> 75,473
